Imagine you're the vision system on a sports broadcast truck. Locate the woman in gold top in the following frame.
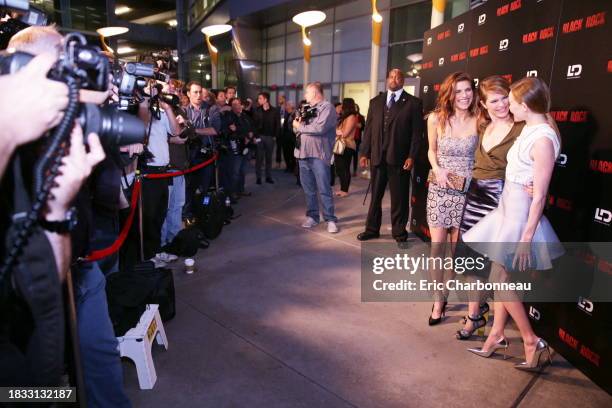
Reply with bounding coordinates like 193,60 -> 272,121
334,98 -> 359,197
456,76 -> 524,340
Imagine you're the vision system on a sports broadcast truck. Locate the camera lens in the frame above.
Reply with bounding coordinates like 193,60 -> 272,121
79,104 -> 145,150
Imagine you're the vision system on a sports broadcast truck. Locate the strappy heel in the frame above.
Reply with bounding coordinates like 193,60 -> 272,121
456,314 -> 487,340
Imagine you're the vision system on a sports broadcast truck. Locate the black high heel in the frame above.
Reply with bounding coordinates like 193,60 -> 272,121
456,314 -> 487,340
428,301 -> 447,326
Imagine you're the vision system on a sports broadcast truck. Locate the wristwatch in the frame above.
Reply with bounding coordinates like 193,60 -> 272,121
39,207 -> 78,234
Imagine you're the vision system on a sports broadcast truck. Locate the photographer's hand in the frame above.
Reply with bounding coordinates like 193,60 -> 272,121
0,53 -> 69,178
120,143 -> 144,158
2,52 -> 69,145
292,117 -> 301,131
44,123 -> 105,281
45,124 -> 106,219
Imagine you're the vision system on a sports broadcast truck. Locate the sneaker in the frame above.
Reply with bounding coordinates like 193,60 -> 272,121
301,217 -> 319,228
266,177 -> 275,184
149,257 -> 167,269
157,252 -> 178,263
327,221 -> 339,234
256,178 -> 262,185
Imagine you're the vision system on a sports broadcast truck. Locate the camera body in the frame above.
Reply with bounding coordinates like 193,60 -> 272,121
296,103 -> 317,123
0,32 -> 145,153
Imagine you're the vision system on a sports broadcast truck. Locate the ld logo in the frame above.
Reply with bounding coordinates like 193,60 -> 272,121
427,37 -> 432,46
526,70 -> 538,77
478,13 -> 486,26
499,39 -> 509,51
457,23 -> 465,33
567,64 -> 582,78
438,57 -> 445,66
473,78 -> 479,87
556,154 -> 567,166
529,306 -> 541,321
423,85 -> 429,94
577,297 -> 594,315
594,208 -> 612,225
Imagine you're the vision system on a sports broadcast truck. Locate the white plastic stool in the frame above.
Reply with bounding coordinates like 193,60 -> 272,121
117,304 -> 169,389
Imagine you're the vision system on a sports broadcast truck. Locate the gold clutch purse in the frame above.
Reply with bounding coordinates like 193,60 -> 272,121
427,169 -> 467,192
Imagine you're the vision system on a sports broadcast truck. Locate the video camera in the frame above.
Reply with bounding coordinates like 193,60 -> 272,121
296,103 -> 317,122
113,61 -> 173,112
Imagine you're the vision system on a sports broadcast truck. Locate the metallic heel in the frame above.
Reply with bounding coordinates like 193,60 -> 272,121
467,336 -> 509,358
514,338 -> 552,371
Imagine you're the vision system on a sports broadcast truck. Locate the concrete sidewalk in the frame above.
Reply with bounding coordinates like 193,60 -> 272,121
123,166 -> 610,408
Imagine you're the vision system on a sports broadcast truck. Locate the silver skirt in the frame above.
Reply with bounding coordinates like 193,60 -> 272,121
463,181 -> 564,270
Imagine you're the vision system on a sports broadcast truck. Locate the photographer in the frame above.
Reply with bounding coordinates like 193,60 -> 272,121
3,25 -> 136,406
138,83 -> 180,266
183,81 -> 221,221
222,97 -> 254,201
292,82 -> 338,233
161,84 -> 188,256
0,47 -> 105,391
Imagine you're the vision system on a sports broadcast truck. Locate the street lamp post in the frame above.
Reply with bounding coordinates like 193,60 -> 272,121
201,24 -> 232,89
292,11 -> 326,87
431,0 -> 446,28
96,26 -> 129,55
370,0 -> 383,99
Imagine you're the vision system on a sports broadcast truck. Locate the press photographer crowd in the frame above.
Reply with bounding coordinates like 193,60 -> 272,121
0,6 -> 319,405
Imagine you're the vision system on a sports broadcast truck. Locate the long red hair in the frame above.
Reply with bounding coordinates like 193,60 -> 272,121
433,71 -> 479,133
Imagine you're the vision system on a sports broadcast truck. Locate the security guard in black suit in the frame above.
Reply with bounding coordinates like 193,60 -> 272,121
358,68 -> 424,242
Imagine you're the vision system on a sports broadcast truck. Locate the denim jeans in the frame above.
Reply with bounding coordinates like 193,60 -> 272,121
76,262 -> 131,408
161,170 -> 185,246
298,158 -> 337,222
230,154 -> 248,194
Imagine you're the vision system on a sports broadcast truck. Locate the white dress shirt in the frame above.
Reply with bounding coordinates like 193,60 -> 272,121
386,89 -> 402,106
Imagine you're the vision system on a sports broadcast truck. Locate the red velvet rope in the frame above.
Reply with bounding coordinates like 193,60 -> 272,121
82,153 -> 218,262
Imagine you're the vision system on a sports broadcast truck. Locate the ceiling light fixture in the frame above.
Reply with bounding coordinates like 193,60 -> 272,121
115,6 -> 132,16
117,46 -> 135,55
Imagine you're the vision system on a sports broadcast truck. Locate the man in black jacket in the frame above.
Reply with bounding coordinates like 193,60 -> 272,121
357,68 -> 423,243
253,92 -> 280,184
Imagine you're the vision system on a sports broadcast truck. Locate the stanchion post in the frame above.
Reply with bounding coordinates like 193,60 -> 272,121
137,173 -> 145,261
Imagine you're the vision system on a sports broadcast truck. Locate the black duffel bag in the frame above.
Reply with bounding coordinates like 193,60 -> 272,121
106,262 -> 176,336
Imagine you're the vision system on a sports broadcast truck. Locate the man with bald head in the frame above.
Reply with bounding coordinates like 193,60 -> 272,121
358,68 -> 424,243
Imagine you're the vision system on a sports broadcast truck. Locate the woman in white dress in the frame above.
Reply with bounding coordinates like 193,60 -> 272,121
463,77 -> 564,370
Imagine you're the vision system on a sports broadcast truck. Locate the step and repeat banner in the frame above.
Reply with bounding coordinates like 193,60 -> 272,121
412,0 -> 611,393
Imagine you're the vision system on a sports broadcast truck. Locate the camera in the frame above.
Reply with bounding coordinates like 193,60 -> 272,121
178,121 -> 195,140
296,103 -> 317,122
0,33 -> 144,151
113,61 -> 169,111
